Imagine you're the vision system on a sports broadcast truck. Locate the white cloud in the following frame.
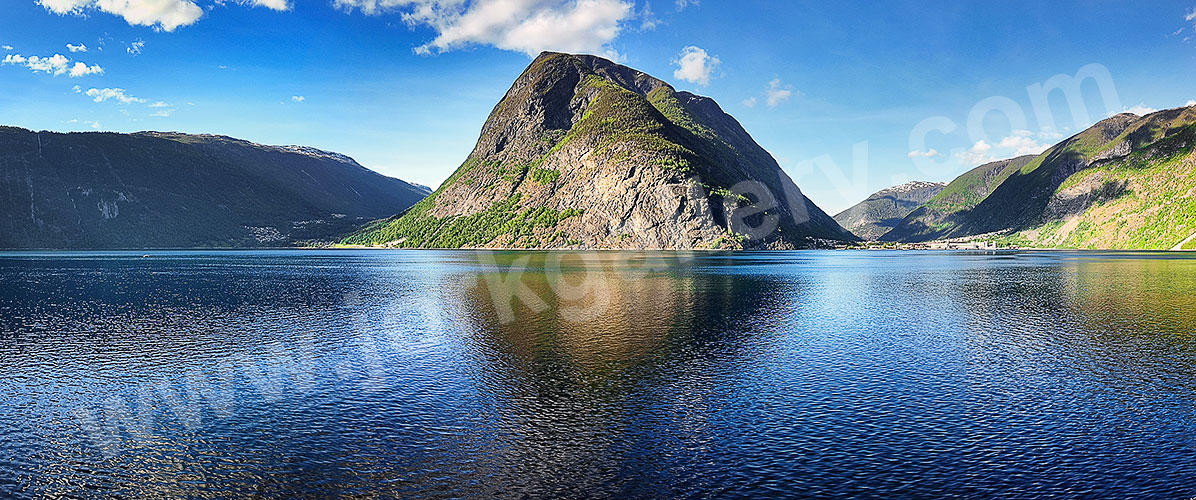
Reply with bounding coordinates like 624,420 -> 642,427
638,2 -> 658,31
72,85 -> 81,93
1121,103 -> 1157,116
956,140 -> 993,166
336,0 -> 634,58
291,95 -> 305,102
247,0 -> 290,9
127,40 -> 145,55
765,78 -> 796,107
39,0 -> 205,32
85,120 -> 101,129
85,87 -> 147,104
671,45 -> 719,87
956,130 -> 1051,166
1,45 -> 12,51
1187,8 -> 1196,21
995,129 -> 1048,156
68,61 -> 104,77
150,108 -> 173,117
149,100 -> 169,107
67,43 -> 88,52
908,149 -> 941,158
742,96 -> 756,108
674,0 -> 696,11
3,52 -> 103,77
1186,100 -> 1196,107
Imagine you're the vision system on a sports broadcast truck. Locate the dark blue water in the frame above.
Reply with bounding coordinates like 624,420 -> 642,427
1,250 -> 1195,498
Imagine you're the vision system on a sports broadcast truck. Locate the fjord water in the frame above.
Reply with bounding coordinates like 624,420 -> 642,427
2,251 -> 1195,498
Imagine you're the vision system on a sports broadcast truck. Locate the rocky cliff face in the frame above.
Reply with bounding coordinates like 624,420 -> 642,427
345,52 -> 855,249
0,127 -> 429,248
833,181 -> 945,240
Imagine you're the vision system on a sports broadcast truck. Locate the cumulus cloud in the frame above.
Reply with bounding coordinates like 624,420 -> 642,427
956,130 -> 1051,166
3,52 -> 102,77
742,96 -> 756,108
127,40 -> 145,55
1121,103 -> 1157,116
1,45 -> 12,51
39,0 -> 205,32
671,46 -> 719,86
85,87 -> 147,104
908,149 -> 941,158
291,95 -> 305,102
245,0 -> 290,9
67,43 -> 87,52
68,61 -> 104,77
1187,100 -> 1196,107
955,140 -> 993,166
765,78 -> 796,107
995,130 -> 1048,156
336,0 -> 634,58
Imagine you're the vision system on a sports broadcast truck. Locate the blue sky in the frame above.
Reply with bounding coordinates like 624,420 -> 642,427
2,0 -> 1195,213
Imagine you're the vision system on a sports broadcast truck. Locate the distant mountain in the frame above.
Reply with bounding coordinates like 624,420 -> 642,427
833,181 -> 945,240
880,156 -> 1035,242
0,127 -> 429,248
882,105 -> 1196,249
344,52 -> 856,250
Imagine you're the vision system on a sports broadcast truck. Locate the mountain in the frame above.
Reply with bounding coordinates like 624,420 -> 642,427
882,105 -> 1196,249
0,127 -> 429,248
880,156 -> 1035,242
833,181 -> 945,240
344,52 -> 855,249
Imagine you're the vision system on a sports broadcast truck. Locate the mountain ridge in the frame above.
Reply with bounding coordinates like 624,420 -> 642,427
345,51 -> 855,249
882,105 -> 1196,248
0,127 -> 428,248
833,180 -> 946,240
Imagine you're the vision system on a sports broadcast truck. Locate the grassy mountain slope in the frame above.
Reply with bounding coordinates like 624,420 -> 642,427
344,52 -> 855,249
0,127 -> 428,248
833,181 -> 945,240
883,106 -> 1196,249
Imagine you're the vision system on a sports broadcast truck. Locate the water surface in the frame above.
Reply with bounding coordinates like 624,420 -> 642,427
1,250 -> 1195,498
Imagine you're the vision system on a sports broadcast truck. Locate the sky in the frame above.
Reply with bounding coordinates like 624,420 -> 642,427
2,0 -> 1195,214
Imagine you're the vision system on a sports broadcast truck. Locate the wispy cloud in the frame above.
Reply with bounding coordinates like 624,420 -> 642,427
291,95 -> 305,102
766,78 -> 797,107
742,96 -> 757,108
908,149 -> 941,158
85,87 -> 147,104
127,40 -> 145,56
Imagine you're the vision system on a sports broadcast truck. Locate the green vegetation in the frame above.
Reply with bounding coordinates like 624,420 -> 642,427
529,167 -> 561,184
342,193 -> 583,248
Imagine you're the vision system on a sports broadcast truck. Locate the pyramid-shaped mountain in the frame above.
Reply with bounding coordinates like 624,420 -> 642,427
345,52 -> 855,249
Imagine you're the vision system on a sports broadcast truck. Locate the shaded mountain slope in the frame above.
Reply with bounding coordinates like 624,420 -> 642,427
344,52 -> 855,249
833,181 -> 945,240
0,127 -> 429,248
